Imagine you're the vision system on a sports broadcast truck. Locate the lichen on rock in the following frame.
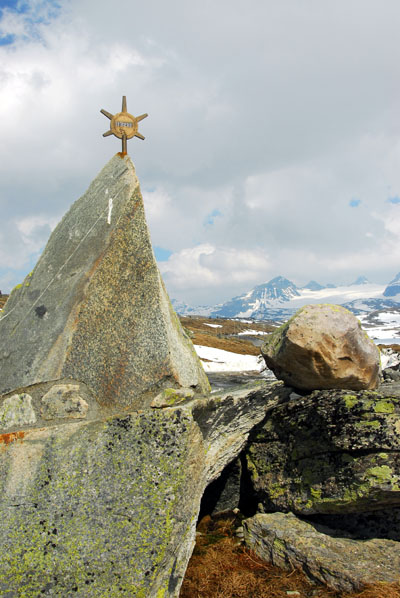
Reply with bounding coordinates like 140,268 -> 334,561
246,388 -> 400,515
0,381 -> 286,597
0,393 -> 36,430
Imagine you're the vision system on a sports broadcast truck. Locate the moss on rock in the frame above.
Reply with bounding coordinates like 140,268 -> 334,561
245,388 -> 400,515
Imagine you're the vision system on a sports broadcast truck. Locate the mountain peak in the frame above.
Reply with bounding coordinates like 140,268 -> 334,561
350,276 -> 370,285
389,272 -> 400,284
253,276 -> 300,301
383,271 -> 400,298
302,280 -> 325,291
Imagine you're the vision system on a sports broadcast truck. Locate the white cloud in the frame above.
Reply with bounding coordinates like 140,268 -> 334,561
159,245 -> 271,304
16,214 -> 59,250
1,0 -> 400,300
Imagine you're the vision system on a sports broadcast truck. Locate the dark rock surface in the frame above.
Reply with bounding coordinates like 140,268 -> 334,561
0,154 -> 209,409
243,512 -> 400,591
246,388 -> 400,515
307,506 -> 400,541
261,304 -> 380,390
200,457 -> 242,516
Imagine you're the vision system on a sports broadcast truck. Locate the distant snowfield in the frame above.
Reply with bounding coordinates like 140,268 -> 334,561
194,345 -> 266,373
235,283 -> 388,318
360,311 -> 400,345
290,283 -> 385,308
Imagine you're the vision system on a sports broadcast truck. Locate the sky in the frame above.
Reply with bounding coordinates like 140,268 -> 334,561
0,0 -> 400,305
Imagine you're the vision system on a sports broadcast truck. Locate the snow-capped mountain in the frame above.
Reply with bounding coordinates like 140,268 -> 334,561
383,272 -> 400,299
172,272 -> 400,321
212,276 -> 395,319
171,298 -> 215,317
301,280 -> 325,291
211,276 -> 300,319
350,275 -> 370,285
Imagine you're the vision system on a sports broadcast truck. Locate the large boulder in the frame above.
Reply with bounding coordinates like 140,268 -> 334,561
0,381 -> 289,597
0,152 -> 294,596
246,388 -> 400,515
261,304 -> 380,390
243,512 -> 400,591
0,154 -> 209,408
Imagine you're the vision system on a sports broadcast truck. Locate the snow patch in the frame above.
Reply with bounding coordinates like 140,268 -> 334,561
380,348 -> 400,370
195,345 -> 266,373
238,329 -> 269,336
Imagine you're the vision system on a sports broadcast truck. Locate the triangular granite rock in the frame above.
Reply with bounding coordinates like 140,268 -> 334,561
0,154 -> 209,407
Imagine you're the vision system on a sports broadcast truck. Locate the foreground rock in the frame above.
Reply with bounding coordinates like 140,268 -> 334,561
0,154 -> 209,408
246,388 -> 400,514
0,381 -> 289,597
261,304 -> 380,390
243,512 -> 400,591
0,154 -> 216,596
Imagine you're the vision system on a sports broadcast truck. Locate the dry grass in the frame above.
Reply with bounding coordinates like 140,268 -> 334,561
179,316 -> 276,356
188,331 -> 261,356
181,536 -> 315,598
180,516 -> 400,598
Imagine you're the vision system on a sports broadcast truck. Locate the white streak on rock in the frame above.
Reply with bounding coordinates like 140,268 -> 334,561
107,197 -> 113,225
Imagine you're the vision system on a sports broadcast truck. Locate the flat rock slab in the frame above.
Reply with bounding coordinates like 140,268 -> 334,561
0,154 -> 209,409
244,512 -> 400,591
0,381 -> 289,597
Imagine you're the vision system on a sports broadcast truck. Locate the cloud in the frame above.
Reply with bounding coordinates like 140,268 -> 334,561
1,0 -> 400,300
159,245 -> 271,304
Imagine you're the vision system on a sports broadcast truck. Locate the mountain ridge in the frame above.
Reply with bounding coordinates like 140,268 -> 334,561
172,272 -> 400,320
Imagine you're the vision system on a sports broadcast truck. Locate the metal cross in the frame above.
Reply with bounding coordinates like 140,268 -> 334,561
101,96 -> 148,155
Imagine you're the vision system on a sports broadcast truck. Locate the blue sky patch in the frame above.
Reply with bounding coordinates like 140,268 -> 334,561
0,0 -> 29,15
387,195 -> 400,205
154,246 -> 172,262
0,0 -> 61,42
349,198 -> 361,208
204,209 -> 222,227
0,32 -> 15,45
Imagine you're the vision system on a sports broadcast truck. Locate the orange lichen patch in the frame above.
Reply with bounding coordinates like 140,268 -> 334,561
0,431 -> 25,445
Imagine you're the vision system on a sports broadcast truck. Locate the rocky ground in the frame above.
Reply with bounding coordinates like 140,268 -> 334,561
181,512 -> 400,598
178,316 -> 400,598
3,294 -> 400,597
